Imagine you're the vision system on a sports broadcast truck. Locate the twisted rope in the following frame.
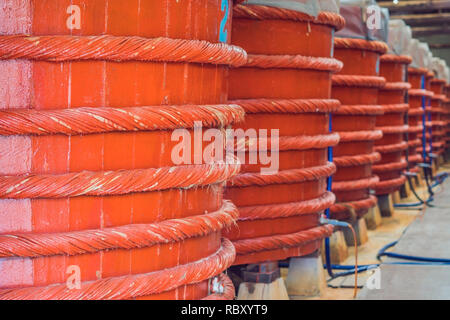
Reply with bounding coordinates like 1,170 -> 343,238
334,104 -> 383,115
430,107 -> 446,114
0,104 -> 244,136
330,195 -> 377,214
374,175 -> 406,191
334,152 -> 381,167
332,176 -> 379,192
0,160 -> 241,199
376,125 -> 409,134
431,94 -> 447,102
380,54 -> 412,65
231,98 -> 340,114
228,162 -> 335,187
381,82 -> 412,91
0,238 -> 235,300
243,134 -> 340,152
338,130 -> 383,142
237,192 -> 335,221
374,141 -> 408,153
0,201 -> 237,258
245,54 -> 343,72
0,35 -> 247,67
372,160 -> 407,173
408,108 -> 424,116
407,138 -> 422,147
426,120 -> 446,127
233,225 -> 333,255
379,104 -> 409,114
332,75 -> 386,88
233,5 -> 345,30
407,154 -> 423,164
431,79 -> 447,85
334,38 -> 388,54
408,67 -> 428,75
409,89 -> 434,97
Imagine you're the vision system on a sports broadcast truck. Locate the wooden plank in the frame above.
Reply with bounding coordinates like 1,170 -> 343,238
412,25 -> 450,36
378,0 -> 450,12
429,43 -> 450,49
391,12 -> 450,26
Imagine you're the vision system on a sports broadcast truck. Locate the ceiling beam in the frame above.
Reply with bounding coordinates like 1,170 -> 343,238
378,0 -> 450,12
391,12 -> 450,25
428,43 -> 450,48
412,25 -> 450,36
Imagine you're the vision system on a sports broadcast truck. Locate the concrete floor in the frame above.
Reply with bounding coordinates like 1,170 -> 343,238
358,169 -> 450,300
279,166 -> 450,300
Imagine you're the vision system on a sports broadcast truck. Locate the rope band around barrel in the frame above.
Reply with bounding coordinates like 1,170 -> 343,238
409,89 -> 434,97
0,238 -> 235,300
0,201 -> 238,258
332,175 -> 379,192
233,225 -> 334,255
408,67 -> 428,75
372,160 -> 408,173
381,82 -> 412,91
408,108 -> 424,116
379,104 -> 409,114
242,133 -> 340,152
330,195 -> 377,215
237,192 -> 335,221
380,54 -> 412,65
233,5 -> 345,30
0,160 -> 241,199
374,141 -> 408,153
334,104 -> 383,115
228,162 -> 335,187
431,94 -> 447,102
338,130 -> 383,142
0,104 -> 245,136
333,152 -> 381,167
244,54 -> 342,72
334,38 -> 388,54
231,98 -> 340,114
376,125 -> 409,134
407,154 -> 423,164
431,79 -> 447,85
408,138 -> 422,147
0,35 -> 248,67
332,75 -> 386,88
374,175 -> 406,191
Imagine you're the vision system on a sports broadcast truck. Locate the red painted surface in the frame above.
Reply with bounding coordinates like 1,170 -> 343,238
430,79 -> 446,157
224,6 -> 340,264
445,85 -> 450,149
331,40 -> 387,220
374,56 -> 411,196
0,0 -> 235,300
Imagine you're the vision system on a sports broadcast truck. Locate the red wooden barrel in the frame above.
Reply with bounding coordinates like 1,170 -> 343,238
0,0 -> 246,300
430,78 -> 447,157
330,38 -> 388,220
421,71 -> 435,156
409,68 -> 433,161
407,67 -> 429,173
372,54 -> 412,195
445,85 -> 450,150
224,4 -> 345,265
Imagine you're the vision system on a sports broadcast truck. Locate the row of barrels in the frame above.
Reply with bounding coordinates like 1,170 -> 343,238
0,0 -> 448,300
